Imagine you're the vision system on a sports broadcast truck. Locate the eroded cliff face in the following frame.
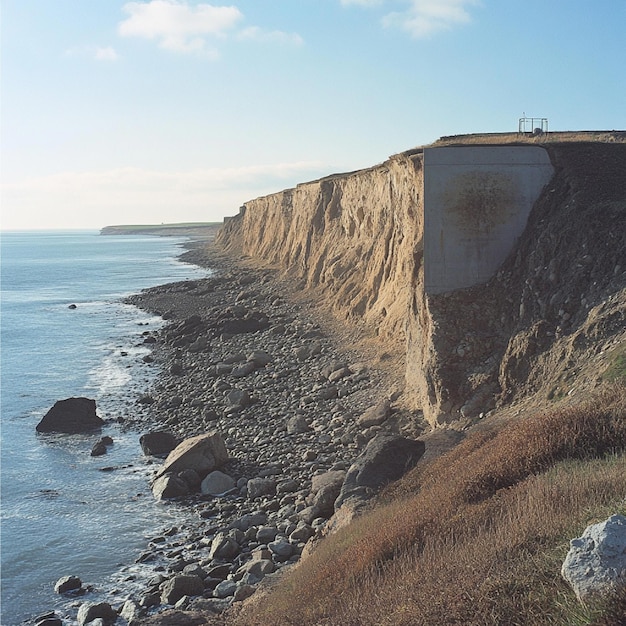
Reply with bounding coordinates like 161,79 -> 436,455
217,141 -> 626,426
219,151 -> 425,344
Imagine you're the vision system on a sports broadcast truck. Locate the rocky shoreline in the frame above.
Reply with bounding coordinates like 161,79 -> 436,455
45,241 -> 428,626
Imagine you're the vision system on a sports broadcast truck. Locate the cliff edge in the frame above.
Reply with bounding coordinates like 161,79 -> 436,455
217,134 -> 626,426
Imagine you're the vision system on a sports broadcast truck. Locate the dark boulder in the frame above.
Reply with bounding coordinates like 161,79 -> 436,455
90,436 -> 112,457
140,431 -> 178,457
152,474 -> 190,500
36,398 -> 104,434
335,433 -> 425,511
54,575 -> 82,594
208,310 -> 270,336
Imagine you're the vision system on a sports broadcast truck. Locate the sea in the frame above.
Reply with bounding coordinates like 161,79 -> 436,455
0,230 -> 210,625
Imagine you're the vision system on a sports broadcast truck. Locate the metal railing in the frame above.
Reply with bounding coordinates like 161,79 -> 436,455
518,116 -> 549,134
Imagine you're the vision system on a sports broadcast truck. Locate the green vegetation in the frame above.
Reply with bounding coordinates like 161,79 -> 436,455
235,385 -> 626,626
602,345 -> 626,383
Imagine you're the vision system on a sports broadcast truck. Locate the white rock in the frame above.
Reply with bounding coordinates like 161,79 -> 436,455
561,514 -> 626,603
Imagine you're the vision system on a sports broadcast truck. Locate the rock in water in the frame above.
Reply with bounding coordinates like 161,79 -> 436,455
36,398 -> 104,433
76,602 -> 117,626
54,575 -> 82,594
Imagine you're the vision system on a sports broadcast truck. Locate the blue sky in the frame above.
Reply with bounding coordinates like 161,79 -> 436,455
2,0 -> 625,230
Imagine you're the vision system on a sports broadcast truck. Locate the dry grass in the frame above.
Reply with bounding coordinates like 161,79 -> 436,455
429,130 -> 626,147
234,386 -> 626,626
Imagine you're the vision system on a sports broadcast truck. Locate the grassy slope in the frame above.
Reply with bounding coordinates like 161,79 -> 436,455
232,385 -> 626,626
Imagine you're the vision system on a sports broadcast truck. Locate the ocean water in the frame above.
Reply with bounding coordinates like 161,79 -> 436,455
0,231 -> 210,625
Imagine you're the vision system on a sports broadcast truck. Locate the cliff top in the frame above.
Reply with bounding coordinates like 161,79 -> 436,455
101,222 -> 221,237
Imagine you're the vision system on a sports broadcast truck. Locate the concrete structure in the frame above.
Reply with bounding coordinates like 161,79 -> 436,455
423,146 -> 554,294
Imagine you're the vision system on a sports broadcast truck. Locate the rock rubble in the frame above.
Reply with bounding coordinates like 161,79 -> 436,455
61,247 -> 426,624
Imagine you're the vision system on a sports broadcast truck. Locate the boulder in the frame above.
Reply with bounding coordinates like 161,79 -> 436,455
211,313 -> 270,336
294,342 -> 322,361
152,474 -> 190,500
289,521 -> 315,543
90,436 -> 113,456
310,471 -> 346,519
311,470 -> 346,495
120,599 -> 142,623
235,558 -> 275,582
357,399 -> 391,427
561,514 -> 626,603
36,398 -> 104,434
160,575 -> 204,605
287,415 -> 310,435
213,580 -> 237,599
233,585 -> 256,602
201,470 -> 236,495
328,367 -> 351,383
247,477 -> 276,499
209,532 -> 240,560
178,468 -> 201,491
156,431 -> 228,480
189,335 -> 209,353
231,511 -> 267,531
140,431 -> 178,457
256,526 -> 278,543
268,538 -> 293,558
231,362 -> 256,378
225,389 -> 253,408
54,575 -> 82,594
247,350 -> 272,367
76,602 -> 117,626
335,433 -> 425,511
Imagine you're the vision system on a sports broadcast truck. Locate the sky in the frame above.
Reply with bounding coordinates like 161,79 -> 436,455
1,0 -> 625,231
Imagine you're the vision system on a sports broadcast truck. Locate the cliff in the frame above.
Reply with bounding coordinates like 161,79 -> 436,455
217,134 -> 626,426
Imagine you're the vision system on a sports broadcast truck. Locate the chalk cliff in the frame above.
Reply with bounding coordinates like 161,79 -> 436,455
217,136 -> 626,426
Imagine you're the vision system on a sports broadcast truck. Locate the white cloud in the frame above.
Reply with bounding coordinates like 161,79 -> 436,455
95,47 -> 120,61
382,0 -> 481,38
237,26 -> 304,46
64,46 -> 120,61
1,162 -> 330,230
340,0 -> 383,6
118,1 -> 243,56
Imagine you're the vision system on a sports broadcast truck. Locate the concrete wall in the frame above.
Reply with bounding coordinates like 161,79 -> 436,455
423,146 -> 554,294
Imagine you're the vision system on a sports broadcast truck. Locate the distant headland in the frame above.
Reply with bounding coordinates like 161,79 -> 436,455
100,222 -> 221,237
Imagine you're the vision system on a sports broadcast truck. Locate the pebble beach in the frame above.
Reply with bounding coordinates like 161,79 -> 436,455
55,240 -> 424,624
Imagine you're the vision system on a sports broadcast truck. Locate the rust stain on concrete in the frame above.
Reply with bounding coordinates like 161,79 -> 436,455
443,171 -> 516,234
